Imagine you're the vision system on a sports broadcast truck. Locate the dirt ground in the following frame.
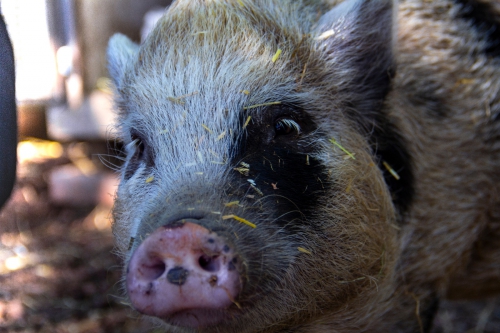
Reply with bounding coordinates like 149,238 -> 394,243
0,140 -> 499,333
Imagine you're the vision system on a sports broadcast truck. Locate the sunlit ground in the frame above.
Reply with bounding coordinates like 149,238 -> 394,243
0,139 -> 158,333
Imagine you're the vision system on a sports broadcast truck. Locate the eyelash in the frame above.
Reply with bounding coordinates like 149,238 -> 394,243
127,130 -> 148,165
275,118 -> 301,135
126,138 -> 139,154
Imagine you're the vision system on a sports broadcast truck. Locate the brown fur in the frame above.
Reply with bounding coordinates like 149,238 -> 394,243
391,0 -> 500,302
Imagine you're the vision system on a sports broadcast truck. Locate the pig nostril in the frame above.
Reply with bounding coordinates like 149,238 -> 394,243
198,255 -> 220,272
142,257 -> 166,280
167,266 -> 189,285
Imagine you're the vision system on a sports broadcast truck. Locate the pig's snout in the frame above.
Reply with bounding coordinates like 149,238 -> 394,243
126,221 -> 242,328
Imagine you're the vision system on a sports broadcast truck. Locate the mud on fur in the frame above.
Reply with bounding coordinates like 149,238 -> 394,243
107,0 -> 500,332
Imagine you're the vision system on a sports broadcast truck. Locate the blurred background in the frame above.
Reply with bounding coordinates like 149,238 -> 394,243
0,1 -> 170,332
0,0 -> 499,332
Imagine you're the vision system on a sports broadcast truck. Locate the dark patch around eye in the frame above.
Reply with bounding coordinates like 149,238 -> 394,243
244,147 -> 328,228
232,105 -> 330,232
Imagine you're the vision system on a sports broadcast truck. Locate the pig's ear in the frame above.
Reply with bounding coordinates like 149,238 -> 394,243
314,0 -> 395,110
107,33 -> 139,88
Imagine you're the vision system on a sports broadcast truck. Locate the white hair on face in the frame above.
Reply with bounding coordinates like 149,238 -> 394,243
108,0 -> 326,240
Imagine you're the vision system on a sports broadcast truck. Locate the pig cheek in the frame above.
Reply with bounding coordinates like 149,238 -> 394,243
126,223 -> 242,328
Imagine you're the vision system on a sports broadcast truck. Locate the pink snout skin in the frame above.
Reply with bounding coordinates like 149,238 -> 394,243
126,221 -> 242,329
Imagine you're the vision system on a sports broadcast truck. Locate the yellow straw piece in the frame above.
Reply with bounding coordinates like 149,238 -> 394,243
217,130 -> 227,140
167,96 -> 184,104
297,247 -> 312,254
222,214 -> 257,228
243,101 -> 281,110
241,90 -> 250,95
233,167 -> 249,176
299,63 -> 307,88
272,48 -> 282,63
243,116 -> 252,128
456,78 -> 474,85
224,201 -> 240,207
167,91 -> 199,104
237,0 -> 244,6
202,124 -> 213,134
382,161 -> 400,180
250,184 -> 263,196
329,138 -> 356,160
145,175 -> 155,183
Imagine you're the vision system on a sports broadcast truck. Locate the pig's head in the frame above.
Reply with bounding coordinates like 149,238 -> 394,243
108,0 -> 404,331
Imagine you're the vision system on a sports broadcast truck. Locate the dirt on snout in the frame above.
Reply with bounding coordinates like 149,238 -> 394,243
0,140 -> 498,333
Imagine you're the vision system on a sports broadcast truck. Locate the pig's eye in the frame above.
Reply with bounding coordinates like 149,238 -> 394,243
131,134 -> 145,160
123,130 -> 154,180
274,118 -> 301,136
130,130 -> 155,166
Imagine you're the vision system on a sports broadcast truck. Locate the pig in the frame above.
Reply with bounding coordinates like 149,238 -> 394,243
106,0 -> 500,332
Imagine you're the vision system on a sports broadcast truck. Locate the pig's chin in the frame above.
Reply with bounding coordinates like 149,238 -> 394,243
164,308 -> 234,329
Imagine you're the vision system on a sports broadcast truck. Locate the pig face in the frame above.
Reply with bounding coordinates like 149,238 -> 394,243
108,0 -> 399,331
